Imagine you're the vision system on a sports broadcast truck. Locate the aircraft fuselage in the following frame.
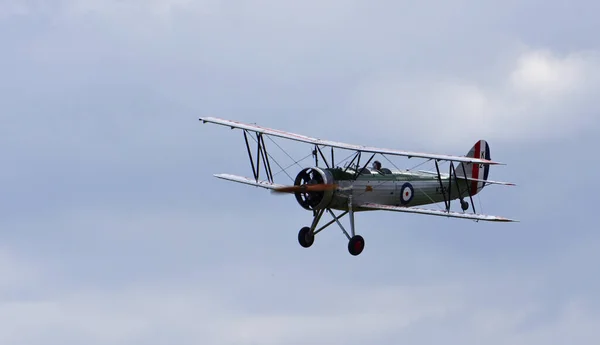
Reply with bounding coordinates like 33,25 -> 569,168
307,167 -> 475,212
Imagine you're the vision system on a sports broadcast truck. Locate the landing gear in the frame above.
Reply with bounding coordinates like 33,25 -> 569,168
296,196 -> 366,256
348,235 -> 365,256
298,226 -> 314,248
461,200 -> 469,211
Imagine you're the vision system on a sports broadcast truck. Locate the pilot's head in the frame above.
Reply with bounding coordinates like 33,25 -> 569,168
372,161 -> 381,170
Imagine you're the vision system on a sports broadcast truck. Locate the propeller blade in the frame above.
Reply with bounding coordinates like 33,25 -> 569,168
272,183 -> 338,194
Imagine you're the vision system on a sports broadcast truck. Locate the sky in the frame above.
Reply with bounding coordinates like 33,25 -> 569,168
1,0 -> 599,344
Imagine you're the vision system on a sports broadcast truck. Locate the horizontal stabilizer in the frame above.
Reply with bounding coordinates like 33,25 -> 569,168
463,176 -> 516,186
358,202 -> 518,222
214,173 -> 286,190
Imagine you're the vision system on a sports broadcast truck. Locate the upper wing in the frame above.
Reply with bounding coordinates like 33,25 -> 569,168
199,117 -> 503,165
358,202 -> 518,222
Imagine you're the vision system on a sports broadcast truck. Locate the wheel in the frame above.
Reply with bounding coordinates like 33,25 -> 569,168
461,200 -> 469,211
298,226 -> 314,248
348,235 -> 365,256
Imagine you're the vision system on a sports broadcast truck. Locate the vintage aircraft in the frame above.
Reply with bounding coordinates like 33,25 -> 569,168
199,117 -> 517,256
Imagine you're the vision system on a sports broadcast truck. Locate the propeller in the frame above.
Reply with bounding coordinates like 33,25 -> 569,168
272,183 -> 338,194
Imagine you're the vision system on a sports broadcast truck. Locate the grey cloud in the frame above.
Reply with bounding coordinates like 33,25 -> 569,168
1,1 -> 600,344
1,247 -> 598,345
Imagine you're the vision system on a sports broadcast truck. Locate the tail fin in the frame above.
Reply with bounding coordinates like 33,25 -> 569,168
456,140 -> 491,196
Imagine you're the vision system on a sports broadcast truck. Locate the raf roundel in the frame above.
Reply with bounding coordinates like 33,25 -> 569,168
400,182 -> 414,205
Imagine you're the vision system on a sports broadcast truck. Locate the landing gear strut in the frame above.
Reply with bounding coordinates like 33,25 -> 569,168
297,196 -> 365,256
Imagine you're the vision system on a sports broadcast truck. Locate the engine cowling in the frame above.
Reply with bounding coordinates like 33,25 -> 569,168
293,167 -> 335,210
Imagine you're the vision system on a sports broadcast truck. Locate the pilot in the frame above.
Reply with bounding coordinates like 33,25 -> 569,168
372,160 -> 382,171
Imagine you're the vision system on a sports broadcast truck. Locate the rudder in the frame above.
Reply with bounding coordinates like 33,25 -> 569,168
456,140 -> 490,196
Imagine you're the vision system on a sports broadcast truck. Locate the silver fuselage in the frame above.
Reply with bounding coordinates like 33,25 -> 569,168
324,168 -> 474,211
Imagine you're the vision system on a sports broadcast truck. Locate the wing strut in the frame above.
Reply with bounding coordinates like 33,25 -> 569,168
353,153 -> 376,179
433,160 -> 481,215
460,162 -> 477,215
313,145 -> 331,168
434,160 -> 450,211
343,151 -> 361,174
449,162 -> 465,208
258,133 -> 274,183
243,131 -> 258,181
242,130 -> 274,183
331,147 -> 334,168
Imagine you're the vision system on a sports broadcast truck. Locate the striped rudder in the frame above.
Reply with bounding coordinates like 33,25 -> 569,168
456,140 -> 490,196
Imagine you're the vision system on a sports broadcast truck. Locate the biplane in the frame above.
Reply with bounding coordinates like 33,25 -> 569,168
199,117 -> 517,256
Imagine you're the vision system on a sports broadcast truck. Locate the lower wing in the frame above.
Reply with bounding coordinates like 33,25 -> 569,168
214,173 -> 285,190
213,174 -> 518,222
358,202 -> 518,222
213,173 -> 336,193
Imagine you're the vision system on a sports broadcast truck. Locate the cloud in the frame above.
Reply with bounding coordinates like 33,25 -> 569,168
2,1 -> 600,344
349,46 -> 600,149
0,282 -> 451,344
0,1 -> 29,18
2,201 -> 598,345
0,248 -> 45,292
1,247 -> 598,345
7,1 -> 597,154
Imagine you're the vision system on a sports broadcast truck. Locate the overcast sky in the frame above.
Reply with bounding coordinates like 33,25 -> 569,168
1,1 -> 599,344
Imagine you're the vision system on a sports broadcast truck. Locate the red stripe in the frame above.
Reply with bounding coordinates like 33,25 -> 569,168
471,141 -> 481,195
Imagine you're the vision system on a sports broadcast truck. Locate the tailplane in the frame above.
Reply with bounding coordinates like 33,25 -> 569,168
456,140 -> 491,196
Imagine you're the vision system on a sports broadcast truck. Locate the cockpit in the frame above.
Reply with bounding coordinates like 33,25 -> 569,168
344,164 -> 392,175
358,167 -> 393,175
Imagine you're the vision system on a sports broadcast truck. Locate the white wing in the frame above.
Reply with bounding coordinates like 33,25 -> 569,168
358,202 -> 518,222
214,173 -> 285,190
199,117 -> 504,165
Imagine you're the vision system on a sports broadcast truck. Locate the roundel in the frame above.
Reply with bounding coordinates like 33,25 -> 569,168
399,182 -> 414,205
